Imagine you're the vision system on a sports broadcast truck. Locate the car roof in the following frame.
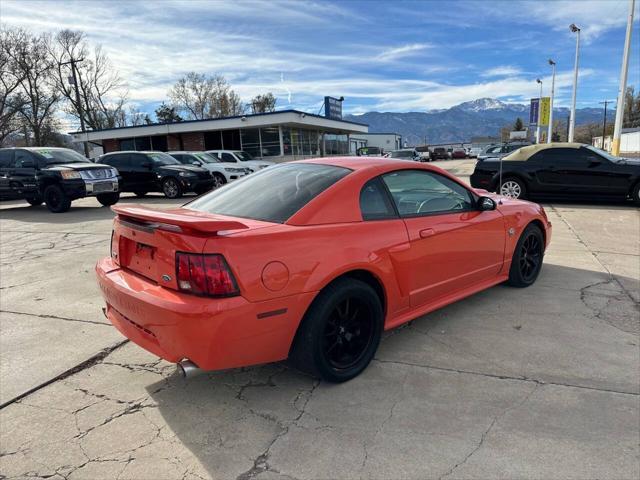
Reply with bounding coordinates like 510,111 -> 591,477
293,156 -> 421,171
503,142 -> 585,161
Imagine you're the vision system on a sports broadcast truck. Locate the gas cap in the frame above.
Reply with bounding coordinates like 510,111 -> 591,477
261,261 -> 289,292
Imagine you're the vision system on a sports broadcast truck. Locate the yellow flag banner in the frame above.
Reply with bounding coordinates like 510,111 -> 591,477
539,97 -> 551,126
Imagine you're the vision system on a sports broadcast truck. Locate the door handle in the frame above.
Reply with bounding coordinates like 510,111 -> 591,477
419,228 -> 435,238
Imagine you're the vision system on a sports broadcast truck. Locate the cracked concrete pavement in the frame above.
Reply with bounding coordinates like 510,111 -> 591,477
1,161 -> 638,479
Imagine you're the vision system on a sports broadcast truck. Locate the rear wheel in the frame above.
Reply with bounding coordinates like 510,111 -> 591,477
499,177 -> 527,199
162,178 -> 182,199
289,278 -> 383,383
25,195 -> 43,206
507,224 -> 544,288
97,192 -> 120,207
43,184 -> 71,213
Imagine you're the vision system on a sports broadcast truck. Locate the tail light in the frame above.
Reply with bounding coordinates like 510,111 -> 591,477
176,253 -> 239,297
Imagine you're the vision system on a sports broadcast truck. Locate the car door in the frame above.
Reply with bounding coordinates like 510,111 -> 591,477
567,147 -> 629,195
129,153 -> 158,190
0,149 -> 15,197
104,154 -> 135,191
381,169 -> 505,308
527,148 -> 566,194
11,150 -> 40,196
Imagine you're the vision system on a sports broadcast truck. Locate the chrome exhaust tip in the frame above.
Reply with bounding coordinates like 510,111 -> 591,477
177,359 -> 200,379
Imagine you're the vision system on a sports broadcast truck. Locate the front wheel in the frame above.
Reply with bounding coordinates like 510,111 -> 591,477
507,224 -> 544,288
96,192 -> 120,207
212,173 -> 226,189
499,177 -> 527,199
43,184 -> 71,213
162,178 -> 182,199
632,183 -> 640,206
289,278 -> 383,383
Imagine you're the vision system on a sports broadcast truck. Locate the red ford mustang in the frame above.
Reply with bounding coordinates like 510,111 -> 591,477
96,157 -> 551,382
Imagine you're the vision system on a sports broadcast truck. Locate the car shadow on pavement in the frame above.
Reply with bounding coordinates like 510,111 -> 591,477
141,263 -> 639,479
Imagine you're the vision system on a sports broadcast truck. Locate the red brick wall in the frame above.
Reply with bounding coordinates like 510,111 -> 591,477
167,134 -> 181,151
182,132 -> 204,151
102,138 -> 118,153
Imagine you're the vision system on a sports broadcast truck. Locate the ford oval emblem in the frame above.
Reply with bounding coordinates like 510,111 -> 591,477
162,274 -> 172,282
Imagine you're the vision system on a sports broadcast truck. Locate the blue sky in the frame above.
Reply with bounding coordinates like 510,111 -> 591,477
1,0 -> 638,122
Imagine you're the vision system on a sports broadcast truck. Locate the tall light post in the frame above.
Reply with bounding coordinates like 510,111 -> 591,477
568,24 -> 581,142
612,0 -> 635,156
536,78 -> 543,143
547,59 -> 556,144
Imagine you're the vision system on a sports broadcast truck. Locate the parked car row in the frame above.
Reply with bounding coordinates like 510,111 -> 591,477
0,147 -> 274,212
477,142 -> 531,161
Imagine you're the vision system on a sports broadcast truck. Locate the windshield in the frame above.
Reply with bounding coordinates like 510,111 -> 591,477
585,145 -> 618,162
33,148 -> 87,164
193,152 -> 220,163
186,163 -> 350,223
390,151 -> 413,158
485,146 -> 501,154
148,152 -> 181,165
234,151 -> 254,161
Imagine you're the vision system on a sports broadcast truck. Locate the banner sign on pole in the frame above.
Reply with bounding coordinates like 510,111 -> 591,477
529,98 -> 540,125
539,97 -> 551,126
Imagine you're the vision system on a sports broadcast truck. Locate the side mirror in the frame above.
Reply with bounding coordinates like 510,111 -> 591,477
193,160 -> 202,166
478,196 -> 497,211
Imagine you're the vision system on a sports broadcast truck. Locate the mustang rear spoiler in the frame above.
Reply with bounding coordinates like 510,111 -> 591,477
112,205 -> 248,234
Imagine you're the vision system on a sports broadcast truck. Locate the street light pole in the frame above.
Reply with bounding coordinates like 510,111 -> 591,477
612,0 -> 635,156
568,24 -> 581,142
547,59 -> 556,144
536,78 -> 543,143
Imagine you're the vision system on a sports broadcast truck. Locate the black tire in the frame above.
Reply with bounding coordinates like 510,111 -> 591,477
289,278 -> 383,383
134,190 -> 148,198
162,178 -> 182,199
632,183 -> 640,206
499,176 -> 527,199
212,173 -> 226,189
25,195 -> 43,206
43,184 -> 71,213
507,224 -> 544,288
96,192 -> 120,207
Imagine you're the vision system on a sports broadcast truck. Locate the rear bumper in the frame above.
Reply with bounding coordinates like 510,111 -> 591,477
470,172 -> 495,190
96,257 -> 316,370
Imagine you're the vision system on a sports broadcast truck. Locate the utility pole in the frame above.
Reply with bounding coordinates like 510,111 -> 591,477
599,100 -> 614,150
547,59 -> 556,144
612,0 -> 635,156
60,57 -> 89,158
568,24 -> 581,142
536,78 -> 543,143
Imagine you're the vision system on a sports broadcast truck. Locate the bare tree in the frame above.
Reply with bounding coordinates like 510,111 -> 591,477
250,93 -> 277,114
51,30 -> 128,131
169,72 -> 244,119
12,31 -> 59,146
0,27 -> 28,145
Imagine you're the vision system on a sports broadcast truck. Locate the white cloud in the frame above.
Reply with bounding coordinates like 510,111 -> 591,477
375,43 -> 431,61
481,65 -> 523,78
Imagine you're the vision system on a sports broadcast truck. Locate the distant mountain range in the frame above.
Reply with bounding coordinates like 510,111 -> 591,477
345,98 -> 615,144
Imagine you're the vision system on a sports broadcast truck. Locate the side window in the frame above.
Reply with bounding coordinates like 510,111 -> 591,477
531,148 -> 583,166
14,150 -> 36,167
105,154 -> 130,169
0,150 -> 14,168
382,170 -> 474,216
172,154 -> 186,163
130,153 -> 148,167
359,178 -> 397,221
221,153 -> 236,162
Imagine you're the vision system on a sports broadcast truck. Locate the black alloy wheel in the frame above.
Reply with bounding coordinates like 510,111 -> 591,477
162,178 -> 182,199
43,184 -> 72,213
508,224 -> 544,287
212,173 -> 226,189
289,278 -> 383,382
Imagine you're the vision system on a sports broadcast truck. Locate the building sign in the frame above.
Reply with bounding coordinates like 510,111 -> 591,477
529,98 -> 539,125
539,97 -> 551,126
324,96 -> 343,120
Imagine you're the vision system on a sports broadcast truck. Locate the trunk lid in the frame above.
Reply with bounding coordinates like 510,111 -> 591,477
111,205 -> 263,290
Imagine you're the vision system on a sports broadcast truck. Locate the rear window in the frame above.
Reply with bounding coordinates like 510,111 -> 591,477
186,163 -> 351,223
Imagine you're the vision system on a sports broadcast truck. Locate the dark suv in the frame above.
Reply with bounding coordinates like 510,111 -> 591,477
0,147 -> 120,212
99,151 -> 214,198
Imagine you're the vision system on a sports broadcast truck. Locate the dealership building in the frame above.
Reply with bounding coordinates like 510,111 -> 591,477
71,109 -> 369,161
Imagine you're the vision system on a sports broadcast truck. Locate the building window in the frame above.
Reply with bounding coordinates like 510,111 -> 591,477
240,128 -> 261,157
260,127 -> 281,156
282,127 -> 292,156
151,135 -> 168,151
204,131 -> 223,150
119,138 -> 135,150
324,134 -> 348,155
222,129 -> 241,150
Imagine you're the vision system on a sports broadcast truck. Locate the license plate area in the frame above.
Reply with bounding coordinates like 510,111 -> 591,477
119,237 -> 158,280
93,182 -> 115,193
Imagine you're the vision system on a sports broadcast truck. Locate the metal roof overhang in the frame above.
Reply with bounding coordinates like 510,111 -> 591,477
71,111 -> 368,143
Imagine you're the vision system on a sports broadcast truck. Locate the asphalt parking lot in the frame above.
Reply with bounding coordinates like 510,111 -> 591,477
1,158 -> 638,480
